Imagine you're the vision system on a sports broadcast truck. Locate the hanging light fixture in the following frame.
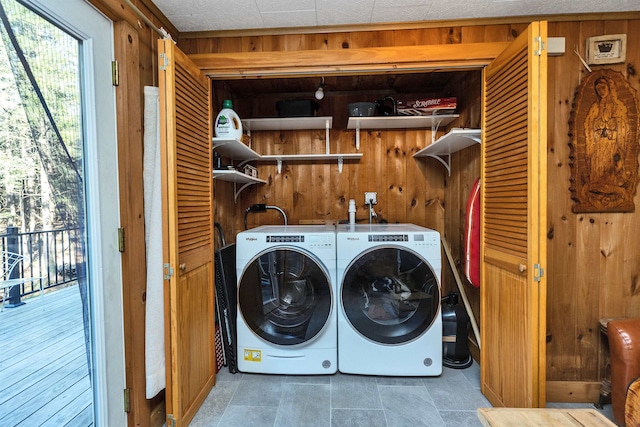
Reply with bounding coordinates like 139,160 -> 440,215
314,76 -> 325,100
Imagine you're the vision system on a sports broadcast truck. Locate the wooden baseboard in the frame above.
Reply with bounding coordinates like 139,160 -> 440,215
149,392 -> 166,427
546,381 -> 602,403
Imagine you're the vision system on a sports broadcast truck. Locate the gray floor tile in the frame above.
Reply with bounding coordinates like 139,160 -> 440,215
331,374 -> 382,409
459,361 -> 481,388
423,368 -> 490,411
284,375 -> 331,385
331,408 -> 387,427
375,376 -> 427,386
189,380 -> 239,427
274,383 -> 330,426
378,385 -> 444,427
218,405 -> 278,427
229,374 -> 284,407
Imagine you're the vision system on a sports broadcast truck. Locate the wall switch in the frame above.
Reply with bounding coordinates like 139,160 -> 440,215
365,192 -> 377,205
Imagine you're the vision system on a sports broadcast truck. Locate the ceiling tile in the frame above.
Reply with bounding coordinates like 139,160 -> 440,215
255,0 -> 316,12
316,0 -> 376,26
261,10 -> 318,28
151,0 -> 640,32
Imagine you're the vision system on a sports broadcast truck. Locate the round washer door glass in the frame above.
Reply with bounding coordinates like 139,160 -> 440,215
238,247 -> 332,346
341,246 -> 440,344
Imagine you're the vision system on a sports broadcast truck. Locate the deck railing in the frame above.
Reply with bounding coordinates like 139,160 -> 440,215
0,226 -> 81,305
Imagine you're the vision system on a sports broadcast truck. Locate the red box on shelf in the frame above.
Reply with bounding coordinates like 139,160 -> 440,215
396,97 -> 457,116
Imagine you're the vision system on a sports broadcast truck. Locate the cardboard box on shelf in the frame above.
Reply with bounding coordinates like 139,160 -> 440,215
243,164 -> 258,178
397,97 -> 457,116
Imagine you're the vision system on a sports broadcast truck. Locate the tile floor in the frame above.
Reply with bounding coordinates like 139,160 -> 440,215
188,362 -> 615,426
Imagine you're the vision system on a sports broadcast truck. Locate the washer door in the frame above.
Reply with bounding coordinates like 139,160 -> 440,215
238,247 -> 332,346
341,246 -> 440,345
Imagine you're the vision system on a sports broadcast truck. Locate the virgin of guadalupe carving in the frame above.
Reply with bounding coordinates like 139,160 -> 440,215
569,69 -> 639,212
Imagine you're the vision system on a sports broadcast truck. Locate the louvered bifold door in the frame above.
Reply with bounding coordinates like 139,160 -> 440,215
480,21 -> 548,409
158,38 -> 216,427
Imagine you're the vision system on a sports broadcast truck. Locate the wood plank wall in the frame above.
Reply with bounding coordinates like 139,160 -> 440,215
180,17 -> 640,401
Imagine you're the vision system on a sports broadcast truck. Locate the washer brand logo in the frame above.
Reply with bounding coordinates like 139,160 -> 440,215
245,237 -> 258,241
346,237 -> 360,241
244,349 -> 262,362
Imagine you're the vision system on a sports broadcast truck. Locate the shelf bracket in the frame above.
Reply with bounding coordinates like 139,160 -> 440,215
355,122 -> 361,151
431,119 -> 443,144
325,118 -> 331,154
233,182 -> 255,202
338,156 -> 343,173
276,159 -> 282,174
426,154 -> 452,175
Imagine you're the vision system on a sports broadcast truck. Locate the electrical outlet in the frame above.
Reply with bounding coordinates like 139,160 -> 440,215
365,192 -> 377,205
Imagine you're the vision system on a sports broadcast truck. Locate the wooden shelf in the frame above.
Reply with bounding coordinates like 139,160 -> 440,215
347,114 -> 459,150
212,169 -> 267,201
347,114 -> 459,130
413,128 -> 481,174
243,116 -> 332,131
256,153 -> 363,173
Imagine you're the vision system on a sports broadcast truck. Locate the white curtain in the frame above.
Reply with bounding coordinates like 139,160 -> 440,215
143,86 -> 165,398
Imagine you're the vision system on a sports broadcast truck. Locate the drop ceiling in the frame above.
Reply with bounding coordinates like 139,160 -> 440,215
152,0 -> 640,33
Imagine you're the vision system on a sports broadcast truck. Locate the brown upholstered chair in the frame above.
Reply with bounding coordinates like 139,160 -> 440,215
607,318 -> 640,426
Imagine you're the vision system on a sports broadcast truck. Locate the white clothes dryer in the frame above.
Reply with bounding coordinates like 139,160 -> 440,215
236,225 -> 337,374
336,223 -> 442,376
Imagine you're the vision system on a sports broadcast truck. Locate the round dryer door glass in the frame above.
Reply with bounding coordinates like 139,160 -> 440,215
238,247 -> 332,346
341,246 -> 440,345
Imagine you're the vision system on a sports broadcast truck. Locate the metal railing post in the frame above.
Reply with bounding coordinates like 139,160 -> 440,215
6,226 -> 24,307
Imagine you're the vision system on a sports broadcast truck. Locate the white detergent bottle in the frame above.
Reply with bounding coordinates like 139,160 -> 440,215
215,99 -> 243,140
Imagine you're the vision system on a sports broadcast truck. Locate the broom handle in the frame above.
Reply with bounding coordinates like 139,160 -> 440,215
441,237 -> 481,349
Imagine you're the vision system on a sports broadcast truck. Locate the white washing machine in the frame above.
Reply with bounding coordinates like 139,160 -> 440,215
236,225 -> 337,374
337,223 -> 442,376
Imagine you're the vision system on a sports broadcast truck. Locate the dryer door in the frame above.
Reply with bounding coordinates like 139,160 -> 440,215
238,247 -> 332,346
342,246 -> 440,344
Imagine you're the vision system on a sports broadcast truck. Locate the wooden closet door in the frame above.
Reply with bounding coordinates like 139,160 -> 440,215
158,38 -> 216,427
480,21 -> 548,408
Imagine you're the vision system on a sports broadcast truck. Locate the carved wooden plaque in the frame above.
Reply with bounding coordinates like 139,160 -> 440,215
569,69 -> 639,212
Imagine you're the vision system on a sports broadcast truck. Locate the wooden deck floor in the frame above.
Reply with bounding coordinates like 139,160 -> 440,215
0,285 -> 93,426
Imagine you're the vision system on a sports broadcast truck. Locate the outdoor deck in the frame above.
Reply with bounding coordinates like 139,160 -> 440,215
0,285 -> 93,426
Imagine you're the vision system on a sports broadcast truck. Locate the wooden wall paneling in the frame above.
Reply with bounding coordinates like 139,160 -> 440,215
571,20 -> 605,383
218,36 -> 243,53
329,130 -> 351,224
622,21 -> 640,319
310,130 -> 332,222
575,211 -> 601,380
461,26 -> 488,44
348,30 -> 382,49
242,36 -> 262,53
261,34 -> 285,52
351,130 -> 369,220
306,33 -> 329,51
405,130 -> 427,227
326,32 -> 350,50
372,130 -> 389,222
386,130 -> 407,223
546,21 -> 581,383
293,133 -> 314,223
283,33 -> 307,51
482,24 -> 512,42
